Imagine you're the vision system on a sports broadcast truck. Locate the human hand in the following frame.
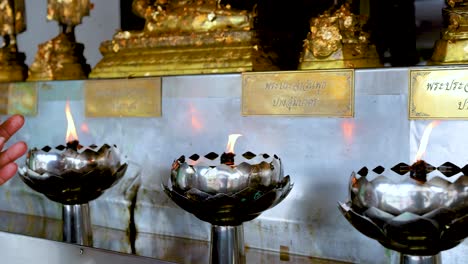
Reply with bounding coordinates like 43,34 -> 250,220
0,115 -> 27,185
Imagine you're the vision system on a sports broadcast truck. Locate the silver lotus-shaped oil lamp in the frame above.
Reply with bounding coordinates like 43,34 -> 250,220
339,122 -> 468,264
164,134 -> 293,264
18,102 -> 127,246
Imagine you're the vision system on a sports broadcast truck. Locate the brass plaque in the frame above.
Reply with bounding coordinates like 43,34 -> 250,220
85,78 -> 161,117
242,70 -> 354,117
409,67 -> 468,119
0,83 -> 37,116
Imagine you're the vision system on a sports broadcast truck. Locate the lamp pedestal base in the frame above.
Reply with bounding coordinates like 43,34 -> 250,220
210,224 -> 245,264
391,252 -> 442,264
62,203 -> 92,246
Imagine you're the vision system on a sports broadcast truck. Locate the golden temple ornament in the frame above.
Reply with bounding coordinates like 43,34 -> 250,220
90,0 -> 278,78
0,0 -> 28,82
298,3 -> 381,70
430,0 -> 468,65
28,0 -> 92,81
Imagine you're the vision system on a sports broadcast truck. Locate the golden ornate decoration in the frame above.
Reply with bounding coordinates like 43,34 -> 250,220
447,0 -> 467,8
28,0 -> 92,81
298,3 -> 381,70
0,0 -> 28,82
90,0 -> 277,78
431,0 -> 468,65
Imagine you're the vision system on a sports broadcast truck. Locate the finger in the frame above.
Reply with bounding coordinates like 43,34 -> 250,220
0,137 -> 5,151
0,162 -> 18,185
0,141 -> 28,168
0,115 -> 25,142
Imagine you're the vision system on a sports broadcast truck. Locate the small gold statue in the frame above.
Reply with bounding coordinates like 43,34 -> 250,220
28,0 -> 92,81
0,0 -> 28,82
298,3 -> 381,70
430,0 -> 468,65
132,0 -> 252,33
447,0 -> 467,7
90,0 -> 277,78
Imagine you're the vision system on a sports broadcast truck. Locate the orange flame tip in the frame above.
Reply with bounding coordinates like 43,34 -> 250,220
342,121 -> 354,144
225,134 -> 242,153
80,123 -> 90,134
414,121 -> 441,162
65,101 -> 79,143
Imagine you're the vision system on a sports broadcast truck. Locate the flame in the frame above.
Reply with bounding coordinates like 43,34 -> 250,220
80,123 -> 90,134
189,104 -> 202,131
65,101 -> 79,143
225,134 -> 242,153
341,120 -> 354,144
414,121 -> 441,162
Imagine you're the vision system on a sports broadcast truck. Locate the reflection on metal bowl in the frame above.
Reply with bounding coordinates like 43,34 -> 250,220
339,163 -> 468,263
164,153 -> 292,226
18,144 -> 127,205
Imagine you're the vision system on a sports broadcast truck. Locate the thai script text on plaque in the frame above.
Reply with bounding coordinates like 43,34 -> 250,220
242,70 -> 354,117
85,78 -> 161,117
410,67 -> 468,119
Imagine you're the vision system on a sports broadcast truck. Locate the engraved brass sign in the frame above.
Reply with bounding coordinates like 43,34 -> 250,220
242,70 -> 354,117
409,67 -> 468,119
85,78 -> 162,117
0,83 -> 37,116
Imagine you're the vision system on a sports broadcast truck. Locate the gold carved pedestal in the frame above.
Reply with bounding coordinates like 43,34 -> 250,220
90,0 -> 277,78
28,0 -> 91,81
298,3 -> 381,70
0,0 -> 28,82
430,1 -> 468,65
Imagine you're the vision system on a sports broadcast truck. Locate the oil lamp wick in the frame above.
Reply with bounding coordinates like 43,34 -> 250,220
220,152 -> 236,165
66,140 -> 80,151
220,134 -> 242,166
410,160 -> 428,182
